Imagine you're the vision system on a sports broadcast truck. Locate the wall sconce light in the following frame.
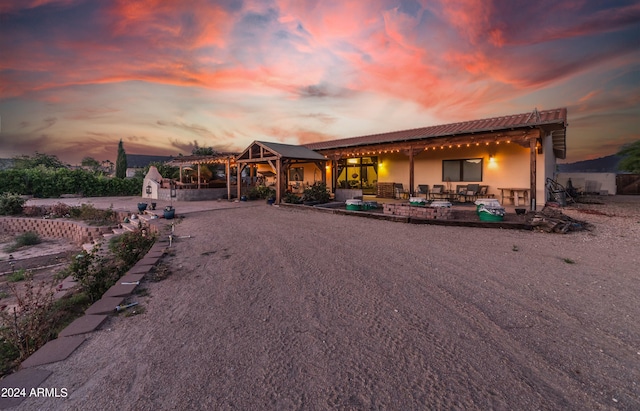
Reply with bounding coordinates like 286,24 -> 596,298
145,184 -> 152,195
536,138 -> 543,154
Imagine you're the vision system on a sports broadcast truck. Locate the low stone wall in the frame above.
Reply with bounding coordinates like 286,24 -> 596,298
383,203 -> 454,220
0,217 -> 115,245
156,187 -> 232,201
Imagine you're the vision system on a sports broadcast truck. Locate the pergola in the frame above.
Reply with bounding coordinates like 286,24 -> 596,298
236,141 -> 328,204
166,153 -> 238,199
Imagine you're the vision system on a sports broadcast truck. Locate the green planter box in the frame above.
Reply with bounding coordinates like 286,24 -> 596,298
478,211 -> 504,222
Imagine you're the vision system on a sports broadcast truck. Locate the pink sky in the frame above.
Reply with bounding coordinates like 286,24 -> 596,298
0,0 -> 638,165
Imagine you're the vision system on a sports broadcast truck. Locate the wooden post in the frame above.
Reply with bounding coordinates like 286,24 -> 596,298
226,160 -> 231,200
530,138 -> 537,210
276,159 -> 282,204
237,163 -> 243,200
409,149 -> 415,196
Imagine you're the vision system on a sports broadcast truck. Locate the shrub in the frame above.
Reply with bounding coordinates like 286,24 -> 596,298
4,232 -> 41,253
0,193 -> 25,215
283,192 -> 302,204
68,249 -> 121,302
22,205 -> 43,217
109,229 -> 156,268
247,185 -> 275,200
49,202 -> 71,218
302,182 -> 330,203
0,278 -> 56,364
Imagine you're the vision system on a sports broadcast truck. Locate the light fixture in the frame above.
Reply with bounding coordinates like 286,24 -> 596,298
145,184 -> 152,195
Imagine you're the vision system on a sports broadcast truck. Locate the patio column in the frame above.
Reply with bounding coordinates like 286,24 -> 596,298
276,159 -> 282,204
237,163 -> 242,200
530,137 -> 537,210
226,160 -> 231,200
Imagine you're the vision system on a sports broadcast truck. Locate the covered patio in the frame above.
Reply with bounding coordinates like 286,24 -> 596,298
149,153 -> 238,201
235,141 -> 328,204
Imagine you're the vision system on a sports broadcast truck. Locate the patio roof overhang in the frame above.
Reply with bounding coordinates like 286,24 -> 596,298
166,153 -> 239,166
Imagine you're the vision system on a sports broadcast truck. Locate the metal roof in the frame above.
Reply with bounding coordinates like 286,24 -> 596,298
249,141 -> 327,161
304,108 -> 567,152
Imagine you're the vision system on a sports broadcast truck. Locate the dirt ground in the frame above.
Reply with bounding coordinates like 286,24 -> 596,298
11,196 -> 640,410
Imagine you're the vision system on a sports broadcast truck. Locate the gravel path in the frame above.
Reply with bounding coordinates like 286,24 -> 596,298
15,197 -> 640,410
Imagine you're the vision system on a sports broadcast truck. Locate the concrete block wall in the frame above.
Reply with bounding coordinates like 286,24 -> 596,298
0,217 -> 115,245
383,204 -> 453,220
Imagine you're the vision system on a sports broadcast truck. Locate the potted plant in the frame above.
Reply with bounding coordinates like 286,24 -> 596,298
137,202 -> 148,213
164,205 -> 175,219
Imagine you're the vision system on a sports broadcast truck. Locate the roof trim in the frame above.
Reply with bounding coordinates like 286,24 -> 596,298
305,108 -> 567,151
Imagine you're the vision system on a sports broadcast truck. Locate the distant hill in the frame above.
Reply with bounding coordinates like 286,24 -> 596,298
557,155 -> 622,173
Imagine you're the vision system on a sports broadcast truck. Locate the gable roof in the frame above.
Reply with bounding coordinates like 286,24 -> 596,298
305,108 -> 567,158
237,141 -> 327,162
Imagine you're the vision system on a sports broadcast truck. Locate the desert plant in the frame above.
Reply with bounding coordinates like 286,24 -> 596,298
4,232 -> 41,253
109,229 -> 156,268
0,278 -> 56,363
68,249 -> 121,302
6,269 -> 31,283
0,193 -> 25,215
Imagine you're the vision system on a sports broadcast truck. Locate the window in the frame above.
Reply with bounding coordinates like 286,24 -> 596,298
442,158 -> 483,182
336,156 -> 378,193
289,167 -> 304,181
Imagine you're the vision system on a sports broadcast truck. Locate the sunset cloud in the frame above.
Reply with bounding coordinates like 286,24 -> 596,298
0,0 -> 638,164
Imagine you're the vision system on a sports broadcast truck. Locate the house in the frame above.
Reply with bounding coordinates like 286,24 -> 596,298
125,154 -> 174,178
297,108 -> 567,209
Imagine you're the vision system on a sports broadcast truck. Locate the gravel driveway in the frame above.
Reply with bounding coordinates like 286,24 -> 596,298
14,196 -> 640,410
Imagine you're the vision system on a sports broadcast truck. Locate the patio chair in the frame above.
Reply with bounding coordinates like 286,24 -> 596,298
429,185 -> 446,200
454,185 -> 467,202
478,185 -> 494,198
459,184 -> 480,202
394,183 -> 409,199
416,185 -> 429,198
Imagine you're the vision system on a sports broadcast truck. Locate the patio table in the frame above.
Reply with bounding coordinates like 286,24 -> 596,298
497,187 -> 530,206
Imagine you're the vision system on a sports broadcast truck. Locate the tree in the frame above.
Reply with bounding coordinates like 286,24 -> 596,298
617,140 -> 640,173
81,156 -> 102,173
12,152 -> 66,169
191,141 -> 217,156
115,139 -> 127,179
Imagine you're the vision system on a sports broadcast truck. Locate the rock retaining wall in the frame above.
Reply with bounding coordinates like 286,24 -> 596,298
383,204 -> 454,220
0,217 -> 115,245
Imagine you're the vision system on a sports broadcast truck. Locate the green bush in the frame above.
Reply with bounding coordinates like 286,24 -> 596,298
0,193 -> 25,215
4,232 -> 41,253
247,185 -> 275,200
302,182 -> 330,203
283,192 -> 302,204
0,168 -> 142,198
109,229 -> 156,267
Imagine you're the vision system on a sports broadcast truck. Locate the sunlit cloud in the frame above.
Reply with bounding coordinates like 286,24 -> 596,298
0,0 -> 638,164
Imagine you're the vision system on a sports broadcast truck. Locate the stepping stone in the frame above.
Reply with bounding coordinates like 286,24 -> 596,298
85,296 -> 125,315
0,368 -> 52,409
21,335 -> 85,368
103,283 -> 137,297
127,264 -> 152,275
137,256 -> 159,266
58,315 -> 108,338
146,250 -> 164,258
119,273 -> 145,283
